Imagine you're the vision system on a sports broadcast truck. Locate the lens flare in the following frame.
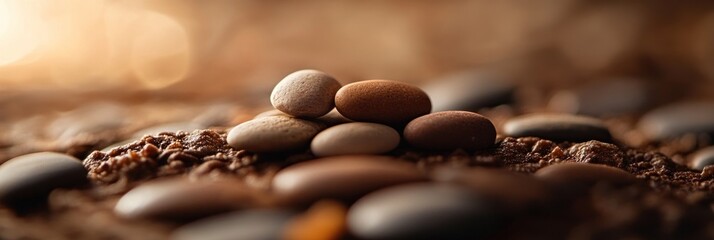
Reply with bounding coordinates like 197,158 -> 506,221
0,0 -> 42,66
130,10 -> 191,89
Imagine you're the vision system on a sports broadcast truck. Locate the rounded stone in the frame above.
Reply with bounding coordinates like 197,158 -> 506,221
534,162 -> 637,187
48,102 -> 127,140
115,178 -> 258,220
227,116 -> 324,152
423,71 -> 515,112
690,146 -> 714,171
172,210 -> 295,240
638,102 -> 714,141
431,167 -> 549,210
311,122 -> 400,157
503,113 -> 612,143
271,155 -> 426,205
271,69 -> 342,118
335,80 -> 431,125
404,111 -> 496,151
548,78 -> 651,117
0,152 -> 87,203
348,183 -> 502,240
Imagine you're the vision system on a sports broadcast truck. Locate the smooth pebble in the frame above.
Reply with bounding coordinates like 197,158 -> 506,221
311,122 -> 400,157
271,69 -> 342,118
535,162 -> 637,187
115,178 -> 258,219
0,152 -> 87,203
172,210 -> 294,240
424,71 -> 515,112
549,78 -> 651,116
503,113 -> 612,142
227,116 -> 324,152
335,80 -> 431,125
432,167 -> 549,210
690,146 -> 714,171
48,102 -> 126,140
348,183 -> 502,240
638,102 -> 714,141
272,155 -> 426,205
404,111 -> 496,151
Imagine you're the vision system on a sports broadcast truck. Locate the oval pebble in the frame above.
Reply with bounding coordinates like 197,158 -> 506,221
548,78 -> 651,117
227,116 -> 324,152
115,178 -> 258,220
534,162 -> 637,187
0,152 -> 87,203
638,102 -> 714,141
423,71 -> 515,112
335,80 -> 431,125
404,111 -> 496,151
272,155 -> 426,205
172,209 -> 295,240
311,122 -> 400,157
271,69 -> 342,118
48,102 -> 127,140
431,167 -> 549,210
503,113 -> 612,143
348,183 -> 503,240
690,146 -> 714,171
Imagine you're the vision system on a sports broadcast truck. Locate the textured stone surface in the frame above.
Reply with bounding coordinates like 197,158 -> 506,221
335,80 -> 431,125
271,69 -> 341,118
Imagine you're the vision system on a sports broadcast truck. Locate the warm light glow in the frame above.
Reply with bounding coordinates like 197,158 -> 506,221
0,0 -> 192,89
130,10 -> 191,89
0,0 -> 42,66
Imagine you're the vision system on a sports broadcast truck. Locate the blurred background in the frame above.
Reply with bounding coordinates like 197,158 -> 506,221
1,0 -> 714,119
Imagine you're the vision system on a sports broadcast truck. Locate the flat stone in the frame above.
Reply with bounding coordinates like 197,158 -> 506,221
503,113 -> 612,142
431,167 -> 549,210
48,102 -> 127,140
0,152 -> 87,203
310,122 -> 400,157
404,111 -> 496,151
171,210 -> 295,240
423,70 -> 515,112
227,116 -> 324,152
638,102 -> 714,141
271,155 -> 426,206
549,78 -> 651,116
348,183 -> 503,240
690,146 -> 714,171
115,178 -> 259,219
534,162 -> 637,187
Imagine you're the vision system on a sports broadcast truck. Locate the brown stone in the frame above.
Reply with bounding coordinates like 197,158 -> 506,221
335,80 -> 431,125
